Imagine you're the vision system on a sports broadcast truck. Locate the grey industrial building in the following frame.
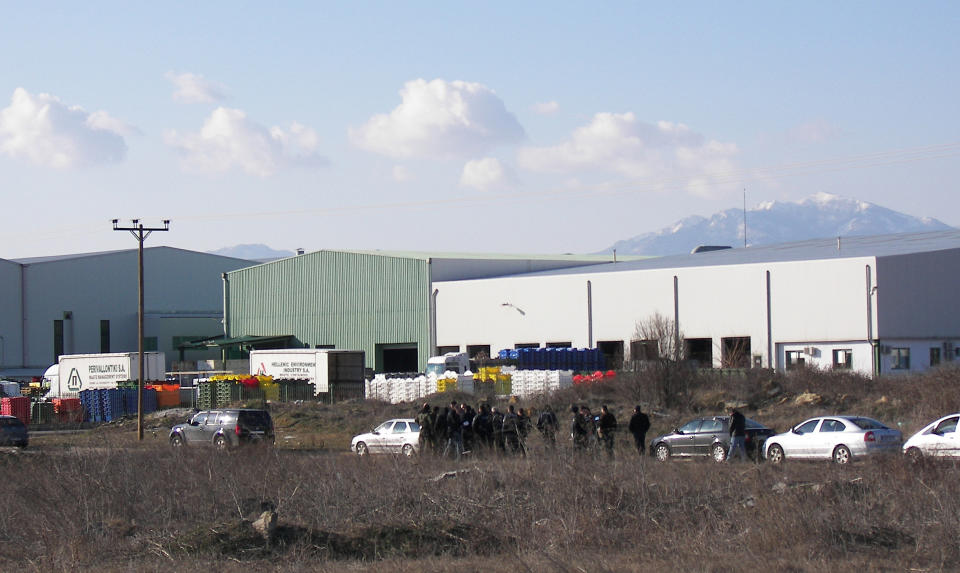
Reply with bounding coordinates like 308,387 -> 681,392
0,247 -> 255,378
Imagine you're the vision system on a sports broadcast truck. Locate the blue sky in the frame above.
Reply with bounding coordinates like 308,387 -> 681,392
1,2 -> 958,258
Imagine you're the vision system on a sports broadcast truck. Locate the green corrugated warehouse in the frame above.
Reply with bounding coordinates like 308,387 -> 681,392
221,249 -> 621,373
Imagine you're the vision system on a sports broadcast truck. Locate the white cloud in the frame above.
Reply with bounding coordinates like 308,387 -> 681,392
165,107 -> 327,176
166,71 -> 227,104
349,78 -> 525,159
0,87 -> 128,168
531,101 -> 559,115
460,157 -> 510,191
517,112 -> 738,196
392,165 -> 413,182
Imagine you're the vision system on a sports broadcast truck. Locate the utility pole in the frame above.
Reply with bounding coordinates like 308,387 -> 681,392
112,218 -> 170,440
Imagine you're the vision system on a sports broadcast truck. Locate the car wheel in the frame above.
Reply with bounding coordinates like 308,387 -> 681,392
655,443 -> 671,462
712,443 -> 727,463
767,444 -> 785,464
214,435 -> 229,451
355,442 -> 368,456
170,434 -> 185,448
906,446 -> 923,463
402,444 -> 414,457
833,444 -> 851,464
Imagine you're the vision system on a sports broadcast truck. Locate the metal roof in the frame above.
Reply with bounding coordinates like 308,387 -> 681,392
502,229 -> 960,278
11,246 -> 256,265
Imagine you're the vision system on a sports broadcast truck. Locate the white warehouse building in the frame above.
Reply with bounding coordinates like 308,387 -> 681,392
434,231 -> 960,377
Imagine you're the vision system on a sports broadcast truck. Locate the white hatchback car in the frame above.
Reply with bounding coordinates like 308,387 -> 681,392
351,418 -> 421,457
764,416 -> 901,464
902,413 -> 960,461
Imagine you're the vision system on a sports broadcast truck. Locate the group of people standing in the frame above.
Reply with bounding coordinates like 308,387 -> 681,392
415,400 -> 652,460
569,404 -> 651,458
415,401 -> 555,459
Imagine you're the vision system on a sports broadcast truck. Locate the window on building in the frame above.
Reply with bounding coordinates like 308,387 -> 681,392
467,345 -> 491,360
53,320 -> 64,361
721,337 -> 751,368
514,343 -> 539,349
891,347 -> 910,370
785,350 -> 805,370
144,337 -> 159,352
99,320 -> 110,353
930,347 -> 941,367
684,338 -> 712,367
630,340 -> 660,361
437,345 -> 460,355
545,342 -> 572,348
832,349 -> 853,369
598,340 -> 624,369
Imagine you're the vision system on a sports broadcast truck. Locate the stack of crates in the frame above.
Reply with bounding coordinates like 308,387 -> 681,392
1,397 -> 30,425
53,398 -> 83,423
32,401 -> 55,424
80,390 -> 102,422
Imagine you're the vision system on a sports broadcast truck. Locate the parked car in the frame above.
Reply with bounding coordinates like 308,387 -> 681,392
902,413 -> 960,461
650,415 -> 774,462
169,409 -> 274,449
764,415 -> 901,464
351,418 -> 420,456
0,415 -> 28,448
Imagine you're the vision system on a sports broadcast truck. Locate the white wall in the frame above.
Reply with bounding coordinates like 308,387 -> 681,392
435,256 -> 881,372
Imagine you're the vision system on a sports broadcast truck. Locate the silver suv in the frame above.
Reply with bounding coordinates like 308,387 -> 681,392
169,409 -> 274,449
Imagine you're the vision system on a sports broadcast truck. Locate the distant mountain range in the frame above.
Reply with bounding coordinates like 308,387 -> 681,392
604,192 -> 954,256
208,244 -> 295,262
211,193 -> 953,261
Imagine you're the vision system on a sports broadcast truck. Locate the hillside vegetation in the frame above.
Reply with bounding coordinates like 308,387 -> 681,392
4,365 -> 960,571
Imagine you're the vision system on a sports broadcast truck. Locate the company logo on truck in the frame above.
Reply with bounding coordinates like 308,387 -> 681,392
67,368 -> 83,391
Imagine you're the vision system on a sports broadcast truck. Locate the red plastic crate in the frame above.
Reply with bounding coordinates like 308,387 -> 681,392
1,397 -> 31,425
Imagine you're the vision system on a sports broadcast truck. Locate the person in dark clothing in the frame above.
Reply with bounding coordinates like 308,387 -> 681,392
460,403 -> 475,453
597,404 -> 618,458
445,401 -> 463,460
570,405 -> 588,451
434,406 -> 449,456
537,405 -> 559,449
491,407 -> 506,454
628,405 -> 651,457
727,407 -> 747,462
473,404 -> 493,451
415,403 -> 433,456
502,404 -> 523,455
428,406 -> 439,454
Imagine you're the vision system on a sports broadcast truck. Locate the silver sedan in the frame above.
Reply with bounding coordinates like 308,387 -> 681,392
351,418 -> 421,456
764,415 -> 901,464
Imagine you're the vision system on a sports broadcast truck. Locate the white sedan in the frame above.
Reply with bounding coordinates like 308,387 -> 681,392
351,418 -> 421,457
902,413 -> 960,461
764,415 -> 901,464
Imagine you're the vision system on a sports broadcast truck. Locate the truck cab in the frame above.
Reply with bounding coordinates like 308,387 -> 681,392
425,352 -> 470,377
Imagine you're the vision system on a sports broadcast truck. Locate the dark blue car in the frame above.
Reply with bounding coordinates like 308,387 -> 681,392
0,415 -> 28,448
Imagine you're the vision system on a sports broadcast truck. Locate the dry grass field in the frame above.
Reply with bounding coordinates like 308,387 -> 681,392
3,365 -> 960,572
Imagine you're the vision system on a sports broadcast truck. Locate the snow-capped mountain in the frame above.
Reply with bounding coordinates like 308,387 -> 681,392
604,193 -> 954,256
208,244 -> 295,262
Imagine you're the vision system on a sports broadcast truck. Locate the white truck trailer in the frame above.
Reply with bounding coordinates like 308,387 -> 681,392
43,352 -> 167,398
249,349 -> 365,396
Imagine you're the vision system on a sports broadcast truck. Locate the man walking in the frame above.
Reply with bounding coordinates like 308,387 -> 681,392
727,407 -> 747,462
597,404 -> 618,458
537,404 -> 559,449
628,405 -> 651,457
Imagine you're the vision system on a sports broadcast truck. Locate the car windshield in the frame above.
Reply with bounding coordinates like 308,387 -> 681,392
849,417 -> 889,430
374,421 -> 393,433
